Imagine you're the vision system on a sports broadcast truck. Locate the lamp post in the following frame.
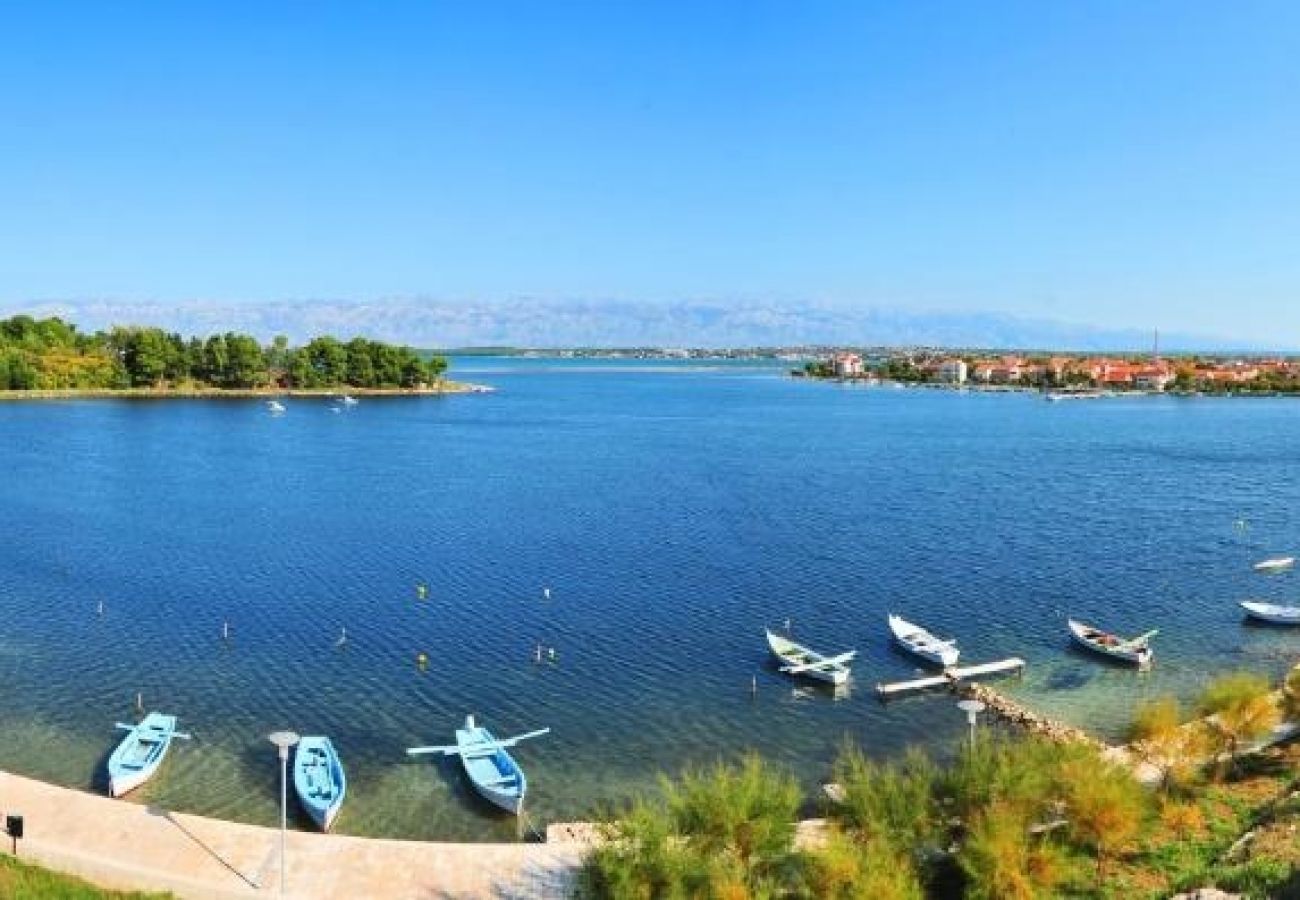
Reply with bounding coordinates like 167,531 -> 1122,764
956,699 -> 986,750
267,730 -> 300,897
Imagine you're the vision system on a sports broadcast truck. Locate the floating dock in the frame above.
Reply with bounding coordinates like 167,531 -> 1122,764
875,657 -> 1026,697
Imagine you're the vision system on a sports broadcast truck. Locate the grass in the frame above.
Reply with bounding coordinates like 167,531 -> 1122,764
0,853 -> 171,899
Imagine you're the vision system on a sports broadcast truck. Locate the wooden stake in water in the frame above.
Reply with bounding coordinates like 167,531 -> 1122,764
135,692 -> 143,714
222,621 -> 230,641
751,675 -> 757,698
97,600 -> 104,617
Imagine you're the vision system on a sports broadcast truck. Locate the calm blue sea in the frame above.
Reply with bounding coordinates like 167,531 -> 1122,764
1,359 -> 1298,840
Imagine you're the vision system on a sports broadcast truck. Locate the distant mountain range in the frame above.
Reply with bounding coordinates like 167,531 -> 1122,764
2,298 -> 1271,352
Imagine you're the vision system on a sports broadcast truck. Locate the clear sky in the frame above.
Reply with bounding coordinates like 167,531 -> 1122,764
2,2 -> 1297,340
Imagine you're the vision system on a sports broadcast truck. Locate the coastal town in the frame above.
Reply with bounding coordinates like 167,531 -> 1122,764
801,347 -> 1300,393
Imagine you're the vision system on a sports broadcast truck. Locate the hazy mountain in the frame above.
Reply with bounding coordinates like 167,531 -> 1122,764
3,298 -> 1266,352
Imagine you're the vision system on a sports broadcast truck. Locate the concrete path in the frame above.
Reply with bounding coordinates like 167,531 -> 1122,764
0,770 -> 582,899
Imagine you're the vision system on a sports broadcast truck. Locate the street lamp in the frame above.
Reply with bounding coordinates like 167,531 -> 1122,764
267,730 -> 300,897
956,699 -> 986,749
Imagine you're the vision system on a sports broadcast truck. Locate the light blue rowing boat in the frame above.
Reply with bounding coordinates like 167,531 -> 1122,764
107,712 -> 189,797
406,715 -> 549,816
293,736 -> 347,831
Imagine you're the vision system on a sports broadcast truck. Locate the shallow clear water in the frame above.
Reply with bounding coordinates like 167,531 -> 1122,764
1,361 -> 1298,840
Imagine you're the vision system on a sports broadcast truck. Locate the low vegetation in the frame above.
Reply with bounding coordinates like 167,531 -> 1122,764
0,314 -> 447,391
0,853 -> 170,899
580,669 -> 1300,899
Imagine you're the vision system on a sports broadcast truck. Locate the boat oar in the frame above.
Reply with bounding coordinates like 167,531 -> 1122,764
407,727 -> 551,757
493,727 -> 551,749
1119,629 -> 1159,649
405,744 -> 462,757
114,723 -> 193,740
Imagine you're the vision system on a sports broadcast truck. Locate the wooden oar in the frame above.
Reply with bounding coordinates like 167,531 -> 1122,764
408,727 -> 551,757
115,723 -> 192,740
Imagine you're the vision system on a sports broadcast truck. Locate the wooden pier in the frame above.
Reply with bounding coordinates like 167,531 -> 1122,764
875,657 -> 1026,697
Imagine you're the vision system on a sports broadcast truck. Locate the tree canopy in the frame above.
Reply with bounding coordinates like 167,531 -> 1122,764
0,315 -> 448,391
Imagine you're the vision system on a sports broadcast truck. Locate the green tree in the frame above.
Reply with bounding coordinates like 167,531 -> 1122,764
831,744 -> 936,853
1062,753 -> 1146,883
1282,667 -> 1300,724
306,336 -> 348,385
804,828 -> 924,900
204,335 -> 230,385
119,328 -> 170,387
223,333 -> 268,388
1129,696 -> 1204,793
958,801 -> 1064,900
1198,671 -> 1280,775
345,338 -> 376,387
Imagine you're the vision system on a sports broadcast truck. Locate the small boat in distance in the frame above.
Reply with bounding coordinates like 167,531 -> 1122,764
406,715 -> 549,816
293,736 -> 347,831
266,400 -> 286,415
1253,556 -> 1295,573
765,629 -> 856,685
340,395 -> 359,406
888,614 -> 959,668
1239,600 -> 1300,625
107,712 -> 189,797
1067,619 -> 1156,668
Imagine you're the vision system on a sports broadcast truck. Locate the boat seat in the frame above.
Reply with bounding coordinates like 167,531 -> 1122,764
479,774 -> 517,787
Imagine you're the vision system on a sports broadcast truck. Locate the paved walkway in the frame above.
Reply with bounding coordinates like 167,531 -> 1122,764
0,770 -> 582,899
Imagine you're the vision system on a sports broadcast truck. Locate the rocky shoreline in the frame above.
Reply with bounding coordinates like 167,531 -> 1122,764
958,682 -> 1111,750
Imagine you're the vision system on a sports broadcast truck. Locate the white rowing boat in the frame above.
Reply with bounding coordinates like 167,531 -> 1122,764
1067,618 -> 1155,667
1253,556 -> 1295,573
1239,600 -> 1300,625
765,629 -> 855,685
887,614 -> 959,668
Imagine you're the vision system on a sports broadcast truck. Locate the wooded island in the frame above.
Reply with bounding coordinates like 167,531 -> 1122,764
0,315 -> 448,392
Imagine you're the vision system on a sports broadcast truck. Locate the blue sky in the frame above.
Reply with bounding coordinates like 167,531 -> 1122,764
2,2 -> 1298,341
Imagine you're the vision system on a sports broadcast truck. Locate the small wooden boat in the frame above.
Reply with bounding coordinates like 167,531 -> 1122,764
888,614 -> 959,668
765,629 -> 855,685
107,712 -> 188,797
293,736 -> 347,831
1253,556 -> 1295,573
1067,619 -> 1155,667
406,715 -> 549,815
1240,600 -> 1300,625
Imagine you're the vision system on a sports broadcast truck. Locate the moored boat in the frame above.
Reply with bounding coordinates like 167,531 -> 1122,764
1253,556 -> 1295,573
887,614 -> 959,668
765,629 -> 855,685
407,715 -> 549,816
267,400 -> 286,414
107,712 -> 187,797
1239,600 -> 1300,625
293,736 -> 347,831
1067,618 -> 1155,667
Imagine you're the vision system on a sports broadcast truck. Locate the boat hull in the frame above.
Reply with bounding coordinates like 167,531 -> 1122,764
457,720 -> 527,816
765,630 -> 851,684
107,712 -> 177,798
887,615 -> 959,668
1253,557 -> 1295,573
293,736 -> 347,832
1067,620 -> 1152,667
1240,601 -> 1300,625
